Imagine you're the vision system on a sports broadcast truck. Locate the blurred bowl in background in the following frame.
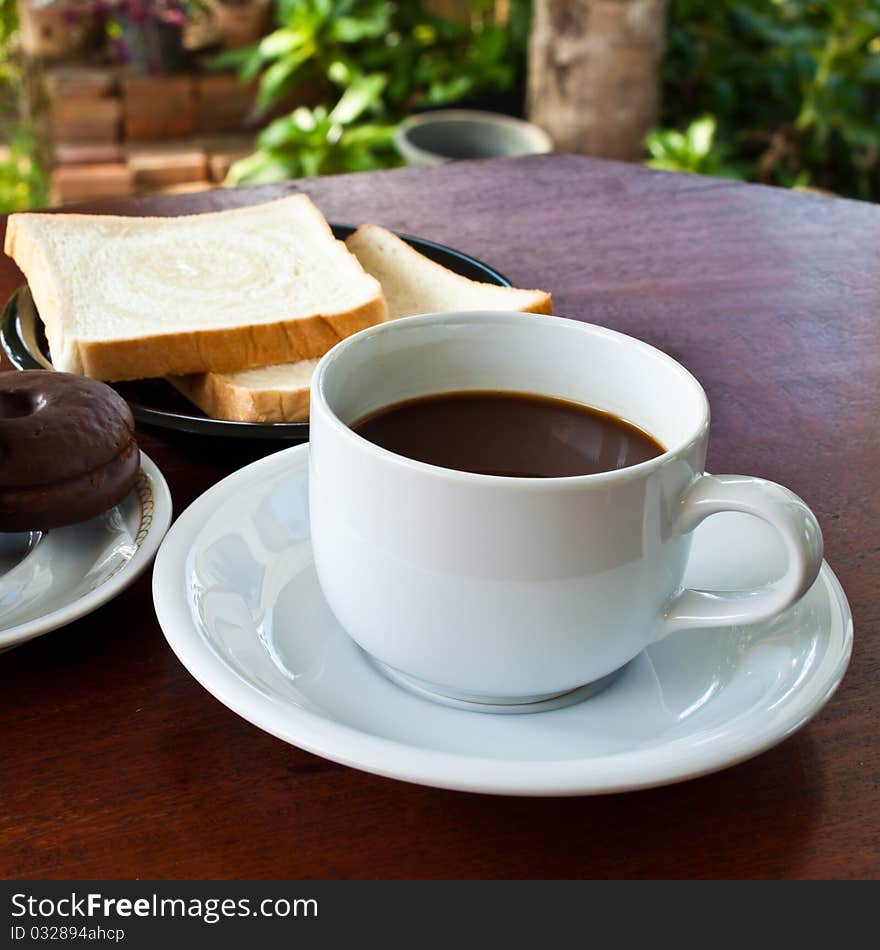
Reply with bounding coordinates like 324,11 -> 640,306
394,109 -> 553,166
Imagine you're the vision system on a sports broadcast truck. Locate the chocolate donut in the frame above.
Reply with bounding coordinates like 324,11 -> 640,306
0,371 -> 140,532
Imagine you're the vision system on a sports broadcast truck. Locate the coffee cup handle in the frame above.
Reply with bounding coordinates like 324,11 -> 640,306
660,474 -> 823,635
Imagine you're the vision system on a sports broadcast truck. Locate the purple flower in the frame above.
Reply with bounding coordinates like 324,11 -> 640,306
161,8 -> 186,26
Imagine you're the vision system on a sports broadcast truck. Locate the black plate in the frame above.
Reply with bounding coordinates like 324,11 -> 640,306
0,224 -> 511,441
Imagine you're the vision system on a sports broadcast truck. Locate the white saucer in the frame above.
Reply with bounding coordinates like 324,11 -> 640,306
152,444 -> 852,796
0,452 -> 172,651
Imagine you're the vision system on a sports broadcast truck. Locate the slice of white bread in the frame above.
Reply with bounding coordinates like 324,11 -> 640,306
168,224 -> 553,423
4,195 -> 388,381
346,224 -> 552,318
171,358 -> 319,425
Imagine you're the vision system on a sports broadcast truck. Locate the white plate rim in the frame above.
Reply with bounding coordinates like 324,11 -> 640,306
152,444 -> 853,796
1,451 -> 173,649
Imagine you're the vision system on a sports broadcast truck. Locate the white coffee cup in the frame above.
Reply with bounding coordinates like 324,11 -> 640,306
309,311 -> 823,710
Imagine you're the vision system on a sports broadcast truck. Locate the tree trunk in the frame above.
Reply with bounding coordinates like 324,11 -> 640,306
527,0 -> 668,161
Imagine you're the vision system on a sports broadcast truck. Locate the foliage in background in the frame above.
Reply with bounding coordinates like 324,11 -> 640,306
0,0 -> 49,213
0,127 -> 49,212
223,0 -> 532,184
652,0 -> 880,200
0,0 -> 18,99
646,115 -> 748,178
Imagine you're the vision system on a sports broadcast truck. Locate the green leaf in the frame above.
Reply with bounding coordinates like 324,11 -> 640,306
208,44 -> 261,73
330,12 -> 390,44
645,128 -> 686,159
258,28 -> 310,59
225,151 -> 296,186
329,73 -> 388,124
293,105 -> 321,132
335,148 -> 391,173
339,122 -> 399,147
257,113 -> 305,149
838,119 -> 880,150
646,157 -> 693,173
474,24 -> 506,64
298,150 -> 325,178
311,0 -> 334,21
686,116 -> 717,157
792,170 -> 812,190
327,59 -> 350,86
420,75 -> 473,106
413,23 -> 438,46
255,42 -> 316,113
240,48 -> 268,83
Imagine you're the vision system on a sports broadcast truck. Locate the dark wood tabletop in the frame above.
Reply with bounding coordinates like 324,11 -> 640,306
1,154 -> 877,879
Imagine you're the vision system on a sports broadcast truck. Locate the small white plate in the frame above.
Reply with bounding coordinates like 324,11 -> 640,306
153,444 -> 852,796
0,452 -> 172,650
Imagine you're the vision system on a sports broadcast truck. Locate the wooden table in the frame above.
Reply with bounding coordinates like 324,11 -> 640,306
1,155 -> 877,879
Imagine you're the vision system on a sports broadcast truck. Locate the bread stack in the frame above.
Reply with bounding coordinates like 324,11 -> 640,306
4,196 -> 552,422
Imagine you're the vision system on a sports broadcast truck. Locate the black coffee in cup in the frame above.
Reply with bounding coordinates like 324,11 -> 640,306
351,390 -> 664,477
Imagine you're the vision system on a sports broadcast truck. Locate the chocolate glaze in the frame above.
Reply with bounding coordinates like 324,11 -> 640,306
0,371 -> 140,530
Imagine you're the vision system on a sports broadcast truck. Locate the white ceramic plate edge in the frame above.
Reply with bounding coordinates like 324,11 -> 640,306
152,444 -> 853,796
0,451 -> 173,649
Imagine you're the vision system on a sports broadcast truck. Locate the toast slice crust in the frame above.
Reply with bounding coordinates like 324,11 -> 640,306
4,195 -> 387,381
171,224 -> 554,423
169,359 -> 319,423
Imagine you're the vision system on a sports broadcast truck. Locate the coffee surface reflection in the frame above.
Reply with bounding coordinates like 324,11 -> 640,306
351,390 -> 665,477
